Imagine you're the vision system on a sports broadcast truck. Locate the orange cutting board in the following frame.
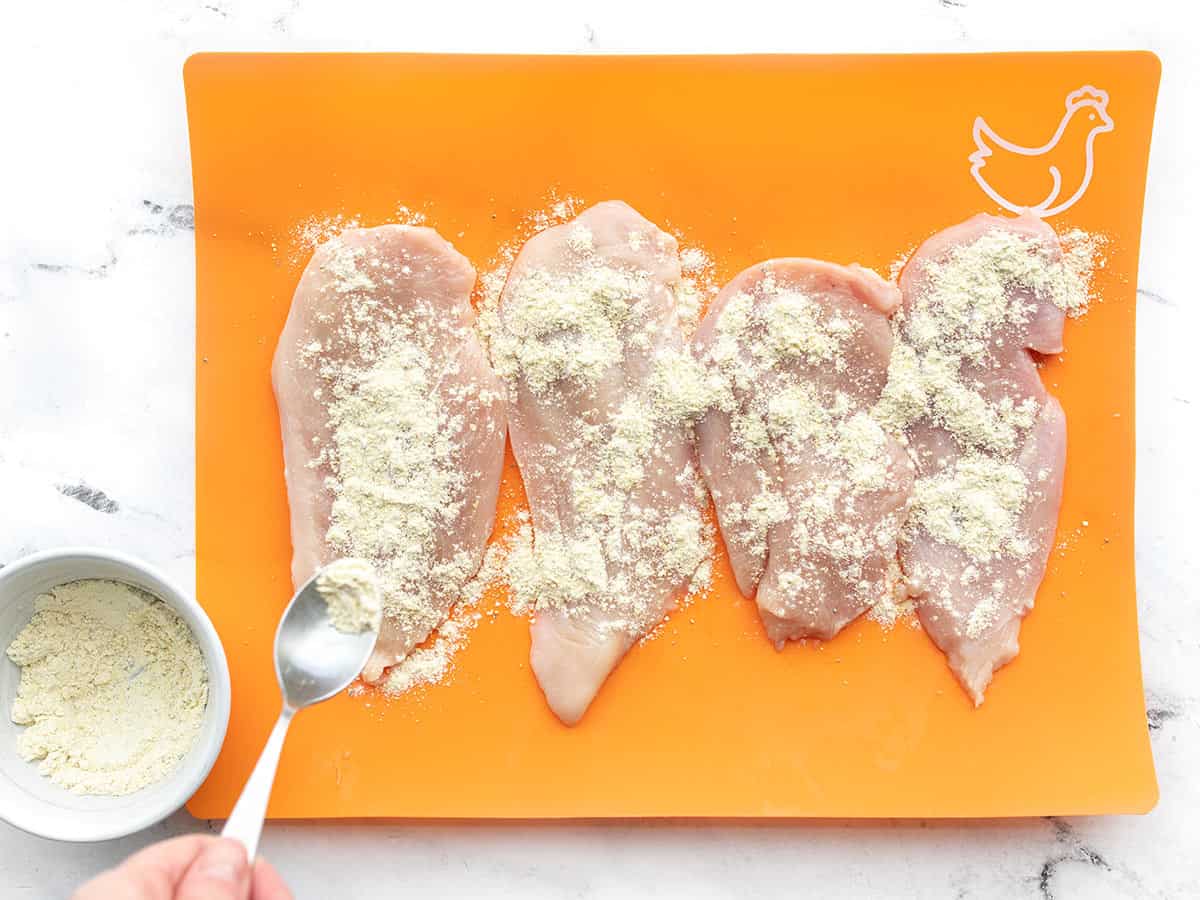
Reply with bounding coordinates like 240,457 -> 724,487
185,52 -> 1160,818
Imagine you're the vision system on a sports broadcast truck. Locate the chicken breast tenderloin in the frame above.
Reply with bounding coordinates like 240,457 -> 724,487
880,213 -> 1077,705
693,260 -> 914,645
273,225 -> 506,685
493,201 -> 712,725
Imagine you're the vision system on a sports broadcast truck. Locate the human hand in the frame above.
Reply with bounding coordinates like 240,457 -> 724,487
72,835 -> 292,900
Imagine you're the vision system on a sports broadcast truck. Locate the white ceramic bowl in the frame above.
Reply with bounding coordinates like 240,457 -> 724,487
0,548 -> 231,842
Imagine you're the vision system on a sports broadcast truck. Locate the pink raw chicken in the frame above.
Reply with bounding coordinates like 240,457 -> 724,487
272,225 -> 506,682
897,213 -> 1068,705
693,260 -> 914,645
495,201 -> 710,725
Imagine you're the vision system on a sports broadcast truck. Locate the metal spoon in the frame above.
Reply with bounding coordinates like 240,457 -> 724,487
222,562 -> 379,859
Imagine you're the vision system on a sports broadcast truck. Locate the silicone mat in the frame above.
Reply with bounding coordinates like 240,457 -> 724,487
185,52 -> 1159,818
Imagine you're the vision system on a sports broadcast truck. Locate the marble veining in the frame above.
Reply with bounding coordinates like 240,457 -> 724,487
1036,819 -> 1112,900
0,0 -> 1196,897
56,483 -> 122,514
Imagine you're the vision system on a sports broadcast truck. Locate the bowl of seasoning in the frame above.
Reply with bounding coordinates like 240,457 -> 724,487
0,547 -> 230,842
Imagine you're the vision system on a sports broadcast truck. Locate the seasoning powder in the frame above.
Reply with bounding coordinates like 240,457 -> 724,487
6,579 -> 208,796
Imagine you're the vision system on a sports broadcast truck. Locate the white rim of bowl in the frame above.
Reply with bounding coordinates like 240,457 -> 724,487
0,546 -> 231,842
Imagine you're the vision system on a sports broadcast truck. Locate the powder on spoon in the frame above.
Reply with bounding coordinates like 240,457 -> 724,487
315,558 -> 382,634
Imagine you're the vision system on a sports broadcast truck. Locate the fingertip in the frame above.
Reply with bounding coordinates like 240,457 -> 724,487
253,856 -> 294,900
176,837 -> 252,899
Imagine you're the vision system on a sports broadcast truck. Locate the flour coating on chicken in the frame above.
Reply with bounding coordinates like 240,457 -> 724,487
882,213 -> 1082,704
272,225 -> 506,686
693,260 -> 914,645
492,201 -> 713,725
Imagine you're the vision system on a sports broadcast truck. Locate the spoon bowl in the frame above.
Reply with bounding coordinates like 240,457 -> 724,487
275,575 -> 378,708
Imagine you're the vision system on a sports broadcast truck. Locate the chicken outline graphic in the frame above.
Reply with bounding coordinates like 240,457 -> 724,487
969,85 -> 1114,218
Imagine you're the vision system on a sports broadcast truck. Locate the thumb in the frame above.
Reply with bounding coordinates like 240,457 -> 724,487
174,838 -> 252,900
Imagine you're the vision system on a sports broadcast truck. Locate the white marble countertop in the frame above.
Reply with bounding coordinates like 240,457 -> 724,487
1,0 -> 1197,896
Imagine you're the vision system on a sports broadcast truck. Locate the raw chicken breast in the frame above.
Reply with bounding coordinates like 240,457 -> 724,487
493,201 -> 711,725
693,259 -> 914,645
886,213 -> 1072,705
273,225 -> 506,684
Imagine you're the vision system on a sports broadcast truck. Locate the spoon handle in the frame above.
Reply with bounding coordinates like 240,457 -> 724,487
222,705 -> 296,859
